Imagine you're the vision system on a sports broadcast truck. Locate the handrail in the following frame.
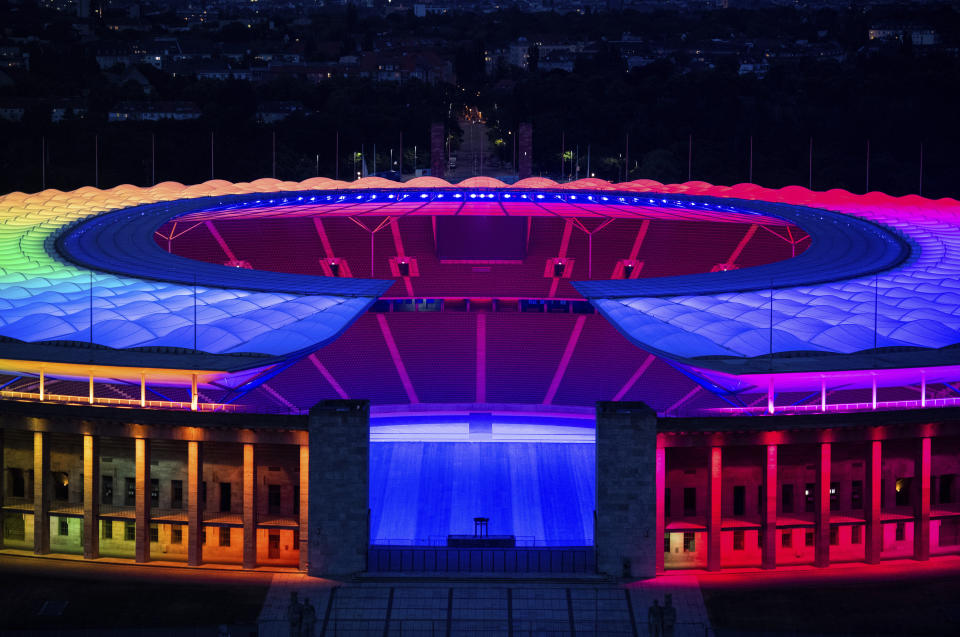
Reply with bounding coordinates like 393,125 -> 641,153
371,537 -> 590,548
0,390 -> 242,412
703,395 -> 960,417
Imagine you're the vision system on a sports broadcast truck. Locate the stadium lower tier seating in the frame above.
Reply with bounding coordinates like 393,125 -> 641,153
95,215 -> 807,413
233,312 -> 728,413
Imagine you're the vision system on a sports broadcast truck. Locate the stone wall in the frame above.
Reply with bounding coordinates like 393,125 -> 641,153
307,400 -> 369,577
595,401 -> 657,579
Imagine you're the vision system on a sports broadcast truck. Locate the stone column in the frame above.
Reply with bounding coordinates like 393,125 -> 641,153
33,431 -> 50,555
814,442 -> 831,568
298,444 -> 309,572
242,442 -> 257,569
865,440 -> 882,564
595,401 -> 657,579
707,446 -> 722,571
655,446 -> 666,575
83,434 -> 100,559
914,437 -> 931,561
187,440 -> 203,566
307,400 -> 370,577
0,428 -> 4,551
762,444 -> 778,569
135,437 -> 150,563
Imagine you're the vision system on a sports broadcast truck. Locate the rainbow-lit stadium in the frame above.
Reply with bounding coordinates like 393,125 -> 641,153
1,176 -> 959,577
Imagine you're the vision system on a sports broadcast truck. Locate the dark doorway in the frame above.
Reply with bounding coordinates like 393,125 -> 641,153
268,485 -> 282,516
8,468 -> 25,499
219,482 -> 231,513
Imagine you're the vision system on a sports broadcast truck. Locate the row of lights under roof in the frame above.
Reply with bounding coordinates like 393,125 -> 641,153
199,192 -> 749,216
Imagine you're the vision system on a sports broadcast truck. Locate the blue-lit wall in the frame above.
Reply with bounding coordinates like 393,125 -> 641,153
369,441 -> 595,547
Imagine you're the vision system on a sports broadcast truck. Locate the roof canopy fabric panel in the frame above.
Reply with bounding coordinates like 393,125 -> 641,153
2,175 -> 959,385
0,181 -> 394,372
573,182 -> 960,376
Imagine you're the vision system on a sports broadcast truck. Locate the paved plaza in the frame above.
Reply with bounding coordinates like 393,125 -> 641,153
258,573 -> 712,636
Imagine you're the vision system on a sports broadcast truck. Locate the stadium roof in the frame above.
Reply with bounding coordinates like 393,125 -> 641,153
0,180 -> 394,382
1,176 -> 959,400
571,184 -> 960,385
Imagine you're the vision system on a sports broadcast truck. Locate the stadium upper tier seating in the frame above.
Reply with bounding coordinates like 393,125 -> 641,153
137,215 -> 799,413
0,215 -> 803,414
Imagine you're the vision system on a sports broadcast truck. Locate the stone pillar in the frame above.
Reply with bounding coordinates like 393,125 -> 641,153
298,445 -> 309,572
83,434 -> 100,559
707,446 -> 722,572
33,431 -> 50,555
135,437 -> 150,563
0,428 -> 4,551
762,444 -> 778,569
595,401 -> 657,579
865,440 -> 882,564
242,442 -> 257,569
914,437 -> 931,561
655,446 -> 666,575
430,122 -> 445,179
187,440 -> 203,566
814,442 -> 831,568
307,400 -> 369,577
518,122 -> 533,179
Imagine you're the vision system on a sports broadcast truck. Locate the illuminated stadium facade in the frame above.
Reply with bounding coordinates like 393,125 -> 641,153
1,176 -> 959,577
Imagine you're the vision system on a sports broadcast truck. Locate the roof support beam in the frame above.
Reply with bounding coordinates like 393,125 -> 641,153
349,216 -> 393,279
759,224 -> 811,257
549,219 -> 576,298
570,217 -> 614,279
612,353 -> 656,401
204,220 -> 238,263
544,315 -> 586,405
722,223 -> 758,270
376,313 -> 418,404
627,219 -> 650,262
390,218 -> 414,297
667,386 -> 701,415
312,218 -> 336,259
558,218 -> 574,258
308,353 -> 349,400
476,313 -> 486,403
262,382 -> 296,412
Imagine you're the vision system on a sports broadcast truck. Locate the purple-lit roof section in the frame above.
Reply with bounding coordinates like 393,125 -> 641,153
576,184 -> 960,380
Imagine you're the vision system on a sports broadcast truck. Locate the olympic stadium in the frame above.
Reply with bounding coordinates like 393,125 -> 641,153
1,175 -> 959,578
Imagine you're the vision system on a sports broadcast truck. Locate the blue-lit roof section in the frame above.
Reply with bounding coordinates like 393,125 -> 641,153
59,196 -> 393,297
0,182 -> 392,368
